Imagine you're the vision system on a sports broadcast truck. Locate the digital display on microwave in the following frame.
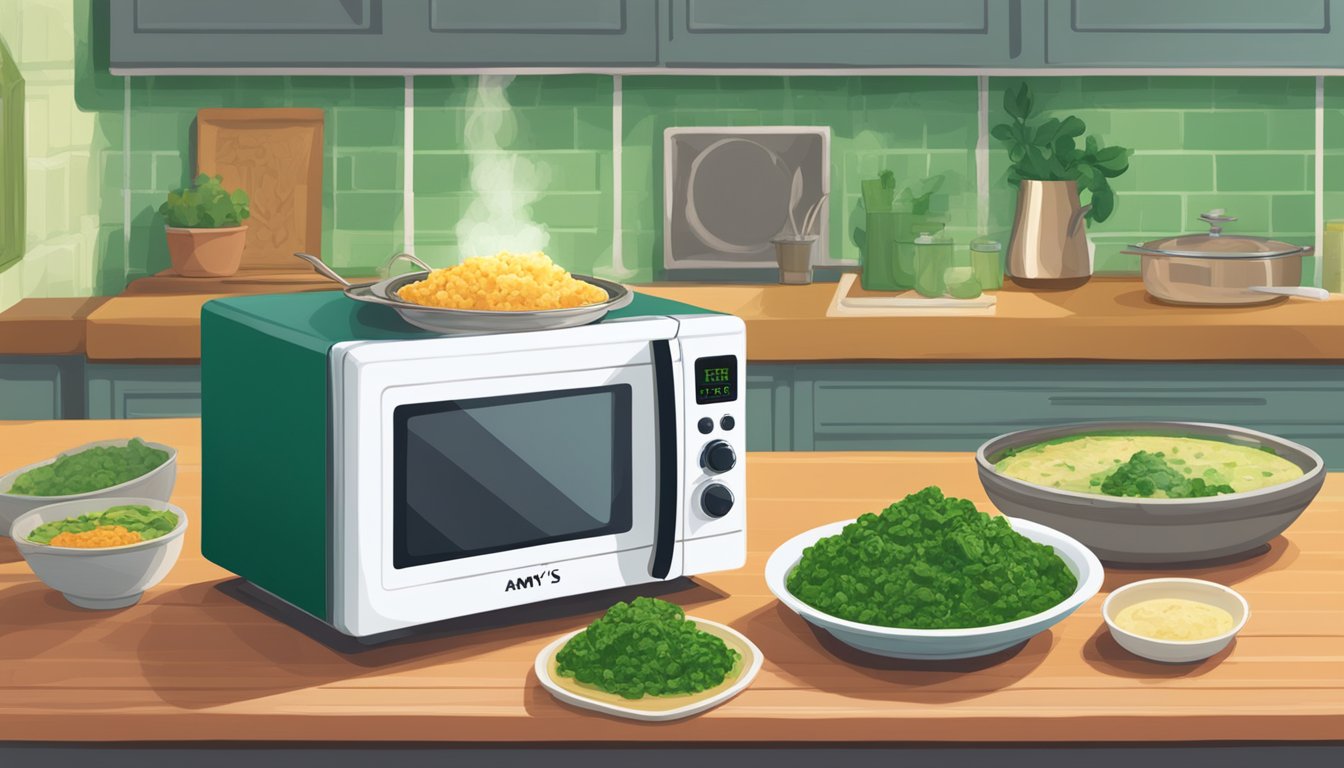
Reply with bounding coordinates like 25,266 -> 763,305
695,355 -> 738,405
392,385 -> 633,569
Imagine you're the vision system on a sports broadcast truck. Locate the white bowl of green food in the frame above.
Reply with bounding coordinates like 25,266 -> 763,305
977,422 -> 1325,565
0,438 -> 176,536
765,486 -> 1104,660
11,498 -> 187,609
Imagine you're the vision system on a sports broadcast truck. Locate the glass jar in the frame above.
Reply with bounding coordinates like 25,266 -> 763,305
970,237 -> 1003,290
913,233 -> 952,298
943,244 -> 983,299
863,212 -> 917,291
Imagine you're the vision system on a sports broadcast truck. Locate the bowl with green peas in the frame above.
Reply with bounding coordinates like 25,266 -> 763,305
0,438 -> 177,536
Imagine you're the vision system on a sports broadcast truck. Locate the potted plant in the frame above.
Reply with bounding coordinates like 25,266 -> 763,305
992,83 -> 1132,288
158,174 -> 250,278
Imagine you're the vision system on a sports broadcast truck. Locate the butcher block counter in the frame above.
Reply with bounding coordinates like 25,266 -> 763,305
1,418 -> 1342,745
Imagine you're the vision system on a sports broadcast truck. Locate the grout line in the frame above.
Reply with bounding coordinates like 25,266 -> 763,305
122,76 -> 130,278
606,73 -> 634,279
977,74 -> 989,236
404,74 -> 415,256
1315,75 -> 1325,288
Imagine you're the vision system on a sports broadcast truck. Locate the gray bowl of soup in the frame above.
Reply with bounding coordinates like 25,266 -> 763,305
976,422 -> 1325,565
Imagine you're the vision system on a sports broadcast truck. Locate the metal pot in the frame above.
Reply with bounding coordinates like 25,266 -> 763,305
1123,210 -> 1327,306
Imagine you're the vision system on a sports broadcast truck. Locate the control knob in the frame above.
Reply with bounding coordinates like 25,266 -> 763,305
699,440 -> 736,474
700,483 -> 734,518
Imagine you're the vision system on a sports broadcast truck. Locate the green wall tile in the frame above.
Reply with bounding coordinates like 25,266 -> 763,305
1217,154 -> 1308,192
1272,194 -> 1315,234
334,109 -> 401,148
1183,112 -> 1269,151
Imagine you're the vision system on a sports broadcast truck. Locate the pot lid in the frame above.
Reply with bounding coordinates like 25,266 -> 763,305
1131,210 -> 1312,259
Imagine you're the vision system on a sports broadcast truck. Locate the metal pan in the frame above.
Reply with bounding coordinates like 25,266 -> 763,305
1121,210 -> 1327,306
294,252 -> 633,334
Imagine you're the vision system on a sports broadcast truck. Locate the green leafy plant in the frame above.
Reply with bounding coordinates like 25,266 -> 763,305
991,82 -> 1132,223
158,173 -> 250,228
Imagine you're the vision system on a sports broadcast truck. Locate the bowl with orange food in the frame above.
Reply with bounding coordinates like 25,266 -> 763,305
11,497 -> 188,609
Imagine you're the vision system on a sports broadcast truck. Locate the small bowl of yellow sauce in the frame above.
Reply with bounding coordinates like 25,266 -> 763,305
1102,578 -> 1249,663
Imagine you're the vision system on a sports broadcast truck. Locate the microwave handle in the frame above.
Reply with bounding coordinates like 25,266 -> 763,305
649,339 -> 678,580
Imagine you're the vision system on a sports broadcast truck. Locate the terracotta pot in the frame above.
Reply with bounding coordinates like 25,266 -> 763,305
165,225 -> 247,277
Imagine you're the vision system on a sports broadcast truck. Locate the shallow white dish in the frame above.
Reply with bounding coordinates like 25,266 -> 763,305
766,516 -> 1104,660
535,617 -> 763,722
0,438 -> 177,537
11,497 -> 188,610
1102,578 -> 1249,664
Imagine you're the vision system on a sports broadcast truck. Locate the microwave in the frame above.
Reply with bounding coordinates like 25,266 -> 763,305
200,290 -> 746,637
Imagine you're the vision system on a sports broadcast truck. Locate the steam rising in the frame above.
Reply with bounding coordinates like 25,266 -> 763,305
455,75 -> 551,260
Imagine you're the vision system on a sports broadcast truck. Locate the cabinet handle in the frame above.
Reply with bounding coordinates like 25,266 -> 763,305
1049,396 -> 1266,407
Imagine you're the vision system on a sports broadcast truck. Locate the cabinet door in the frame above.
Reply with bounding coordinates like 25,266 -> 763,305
86,365 -> 202,419
798,363 -> 1344,469
418,0 -> 659,65
110,0 -> 387,69
663,0 -> 1024,67
110,0 -> 658,69
1045,0 -> 1344,66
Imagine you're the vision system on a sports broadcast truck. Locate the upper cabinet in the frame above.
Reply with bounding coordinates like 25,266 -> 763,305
109,0 -> 1344,69
109,0 -> 659,70
661,0 -> 1024,67
1043,0 -> 1344,67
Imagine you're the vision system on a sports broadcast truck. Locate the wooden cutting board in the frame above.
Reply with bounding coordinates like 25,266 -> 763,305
196,108 -> 324,271
827,272 -> 997,316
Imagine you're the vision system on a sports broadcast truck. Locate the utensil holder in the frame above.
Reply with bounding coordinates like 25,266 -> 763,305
772,237 -> 818,284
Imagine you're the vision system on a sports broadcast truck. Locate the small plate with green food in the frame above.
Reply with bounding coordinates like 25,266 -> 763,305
0,438 -> 176,536
977,422 -> 1325,564
766,486 -> 1103,660
11,497 -> 187,609
535,597 -> 763,722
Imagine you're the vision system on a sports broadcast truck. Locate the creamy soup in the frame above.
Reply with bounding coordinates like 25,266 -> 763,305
1113,598 -> 1236,642
994,435 -> 1303,497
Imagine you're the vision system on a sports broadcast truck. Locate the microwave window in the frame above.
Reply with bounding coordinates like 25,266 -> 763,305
393,385 -> 633,569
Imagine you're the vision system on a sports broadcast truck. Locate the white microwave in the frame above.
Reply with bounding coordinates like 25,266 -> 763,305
201,291 -> 746,637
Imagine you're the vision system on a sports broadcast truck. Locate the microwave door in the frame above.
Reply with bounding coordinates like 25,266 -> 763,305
393,384 -> 636,570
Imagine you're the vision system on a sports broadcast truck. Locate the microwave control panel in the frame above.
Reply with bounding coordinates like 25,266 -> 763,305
676,316 -> 747,559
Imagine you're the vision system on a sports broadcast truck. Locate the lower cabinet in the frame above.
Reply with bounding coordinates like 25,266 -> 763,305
85,364 -> 202,419
792,362 -> 1344,469
0,357 -> 84,419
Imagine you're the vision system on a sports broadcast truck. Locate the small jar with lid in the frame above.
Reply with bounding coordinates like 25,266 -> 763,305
970,237 -> 1004,290
913,232 -> 953,298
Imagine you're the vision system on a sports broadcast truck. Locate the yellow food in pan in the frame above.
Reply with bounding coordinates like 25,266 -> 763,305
396,251 -> 608,311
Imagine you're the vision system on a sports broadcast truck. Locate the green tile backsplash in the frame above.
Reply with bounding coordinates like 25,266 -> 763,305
622,76 -> 979,282
988,77 -> 1317,276
1,0 -> 1343,314
412,75 -> 613,278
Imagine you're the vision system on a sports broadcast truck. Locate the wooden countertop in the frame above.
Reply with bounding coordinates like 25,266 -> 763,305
3,278 -> 1342,362
2,419 -> 1341,743
636,278 -> 1344,361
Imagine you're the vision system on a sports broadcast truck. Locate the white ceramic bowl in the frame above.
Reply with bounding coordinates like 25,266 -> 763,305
766,516 -> 1104,660
0,439 -> 177,536
11,497 -> 188,610
1102,578 -> 1249,664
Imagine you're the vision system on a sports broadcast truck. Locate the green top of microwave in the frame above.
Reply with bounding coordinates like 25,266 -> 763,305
200,289 -> 717,624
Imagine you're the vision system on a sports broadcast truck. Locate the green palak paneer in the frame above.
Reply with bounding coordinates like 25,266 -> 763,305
786,486 -> 1077,629
7,439 -> 169,497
